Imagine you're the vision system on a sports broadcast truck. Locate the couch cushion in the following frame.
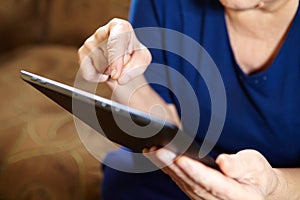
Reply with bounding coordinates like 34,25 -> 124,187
47,0 -> 131,46
0,0 -> 130,52
0,45 -> 113,199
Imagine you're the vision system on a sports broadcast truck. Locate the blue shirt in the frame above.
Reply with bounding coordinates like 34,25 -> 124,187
102,1 -> 300,199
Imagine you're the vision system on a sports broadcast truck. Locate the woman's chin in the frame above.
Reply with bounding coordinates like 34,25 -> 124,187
219,0 -> 261,10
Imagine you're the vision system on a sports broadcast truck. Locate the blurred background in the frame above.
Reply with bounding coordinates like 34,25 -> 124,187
0,0 -> 130,199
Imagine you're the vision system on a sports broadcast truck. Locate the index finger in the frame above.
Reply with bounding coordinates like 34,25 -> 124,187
106,19 -> 135,80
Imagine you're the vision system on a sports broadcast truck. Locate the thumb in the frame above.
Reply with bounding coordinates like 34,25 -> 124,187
216,153 -> 247,179
118,48 -> 151,84
216,150 -> 265,179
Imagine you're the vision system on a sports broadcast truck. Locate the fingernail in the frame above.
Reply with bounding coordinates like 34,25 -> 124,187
98,74 -> 109,82
110,69 -> 118,79
157,149 -> 176,164
150,146 -> 158,152
142,148 -> 149,154
216,154 -> 232,168
123,54 -> 131,65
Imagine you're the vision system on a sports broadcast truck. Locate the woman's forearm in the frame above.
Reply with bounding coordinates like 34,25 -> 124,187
107,75 -> 181,127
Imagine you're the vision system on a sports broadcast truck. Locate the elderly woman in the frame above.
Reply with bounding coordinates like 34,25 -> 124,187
78,0 -> 300,199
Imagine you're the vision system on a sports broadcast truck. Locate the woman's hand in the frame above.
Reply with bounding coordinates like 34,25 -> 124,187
77,18 -> 181,125
144,148 -> 287,200
78,18 -> 151,84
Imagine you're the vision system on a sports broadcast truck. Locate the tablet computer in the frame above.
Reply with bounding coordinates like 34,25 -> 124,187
20,70 -> 218,169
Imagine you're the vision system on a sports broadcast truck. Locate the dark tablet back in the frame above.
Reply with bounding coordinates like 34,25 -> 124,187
20,70 -> 218,169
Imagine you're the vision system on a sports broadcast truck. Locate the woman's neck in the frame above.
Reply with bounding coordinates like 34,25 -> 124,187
223,0 -> 299,74
225,0 -> 299,40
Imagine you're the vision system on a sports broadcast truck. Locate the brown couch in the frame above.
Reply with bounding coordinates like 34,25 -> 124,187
0,0 -> 130,199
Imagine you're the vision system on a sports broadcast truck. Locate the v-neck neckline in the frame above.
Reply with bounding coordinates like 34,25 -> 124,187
222,5 -> 300,80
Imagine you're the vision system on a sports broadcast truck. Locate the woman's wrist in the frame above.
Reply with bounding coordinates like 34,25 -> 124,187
267,167 -> 300,200
266,168 -> 287,200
